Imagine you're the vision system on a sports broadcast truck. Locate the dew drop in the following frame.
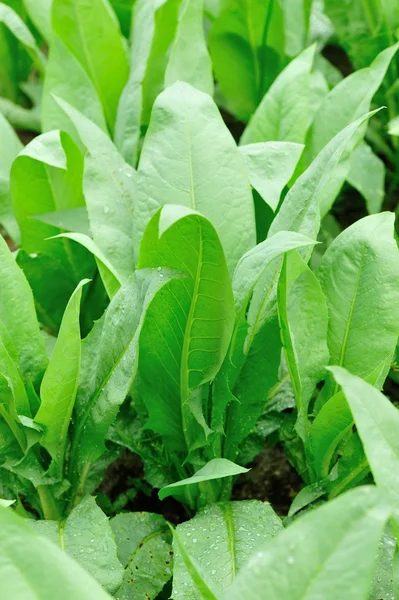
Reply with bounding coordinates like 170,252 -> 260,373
103,206 -> 110,214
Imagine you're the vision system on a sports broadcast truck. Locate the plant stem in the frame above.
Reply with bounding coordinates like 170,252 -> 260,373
37,485 -> 61,521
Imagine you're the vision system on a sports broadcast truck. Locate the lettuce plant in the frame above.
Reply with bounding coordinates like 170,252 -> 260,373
0,1 -> 399,600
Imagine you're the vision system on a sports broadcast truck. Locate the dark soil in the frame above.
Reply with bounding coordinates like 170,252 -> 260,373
98,443 -> 303,523
232,444 -> 302,516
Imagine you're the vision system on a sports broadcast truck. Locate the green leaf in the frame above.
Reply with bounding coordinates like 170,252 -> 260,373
68,271 -> 167,505
173,501 -> 282,599
32,207 -> 90,236
11,131 -> 87,260
269,110 -> 381,241
160,459 -> 248,500
241,44 -> 316,145
31,496 -> 123,593
137,206 -> 234,456
23,0 -> 52,41
329,367 -> 399,528
110,511 -> 172,600
369,529 -> 396,600
309,359 -> 391,481
42,34 -> 107,135
0,2 -> 46,71
0,235 -> 47,387
53,97 -> 136,284
109,0 -> 134,38
34,279 -> 88,477
52,231 -> 122,298
11,129 -> 95,330
277,251 -> 329,441
52,0 -> 129,132
115,0 -> 180,166
0,505 -> 113,599
219,231 -> 316,461
165,0 -> 213,95
281,0 -> 312,57
135,82 -> 255,274
172,526 -> 220,600
0,111 -> 21,241
318,213 -> 399,398
227,486 -> 392,600
239,141 -> 304,211
302,44 -> 399,174
347,141 -> 385,214
232,231 -> 316,318
209,0 -> 286,121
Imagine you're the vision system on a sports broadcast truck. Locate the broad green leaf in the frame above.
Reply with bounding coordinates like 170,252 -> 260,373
277,251 -> 329,441
329,368 -> 399,525
0,2 -> 46,71
115,0 -> 180,166
269,110 -> 380,241
347,141 -> 385,214
11,130 -> 95,330
35,280 -> 87,476
54,97 -> 136,284
32,207 -> 90,236
310,359 -> 391,481
11,131 -> 86,257
232,231 -> 316,318
282,0 -> 313,56
0,505 -> 112,599
159,459 -> 248,500
318,213 -> 399,397
0,235 -> 47,387
31,496 -> 123,593
227,487 -> 392,600
173,501 -> 282,599
241,44 -> 316,145
111,512 -> 172,600
218,231 -> 316,461
302,44 -> 399,168
52,0 -> 129,132
42,34 -> 107,135
165,0 -> 213,95
209,0 -> 286,121
0,111 -> 21,241
172,527 -> 220,600
135,82 -> 255,274
137,206 -> 234,456
68,271 -> 167,505
23,0 -> 52,41
239,141 -> 304,211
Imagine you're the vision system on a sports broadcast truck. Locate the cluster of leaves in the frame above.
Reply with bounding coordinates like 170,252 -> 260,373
1,0 -> 399,599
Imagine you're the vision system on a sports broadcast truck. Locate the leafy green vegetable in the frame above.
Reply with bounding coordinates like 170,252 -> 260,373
30,495 -> 123,593
110,511 -> 172,600
135,81 -> 255,274
318,213 -> 399,398
241,44 -> 316,145
35,279 -> 87,477
0,505 -> 112,599
165,0 -> 213,95
330,367 -> 399,530
209,0 -> 286,121
172,500 -> 282,599
227,487 -> 392,600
